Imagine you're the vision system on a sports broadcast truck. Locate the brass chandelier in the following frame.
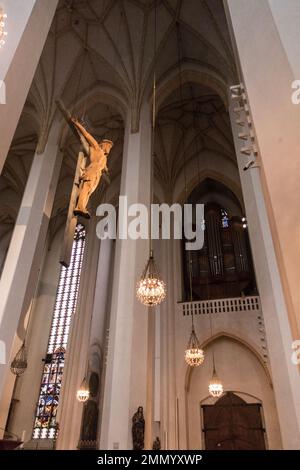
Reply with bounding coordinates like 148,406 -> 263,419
76,376 -> 90,403
136,0 -> 166,307
184,259 -> 204,367
208,308 -> 223,398
10,271 -> 40,377
208,365 -> 224,398
185,325 -> 205,367
10,342 -> 27,377
137,250 -> 166,306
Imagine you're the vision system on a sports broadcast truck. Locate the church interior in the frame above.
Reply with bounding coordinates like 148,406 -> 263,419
0,0 -> 300,451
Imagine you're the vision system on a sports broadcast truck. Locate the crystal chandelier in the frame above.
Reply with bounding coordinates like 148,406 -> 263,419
76,377 -> 90,403
137,250 -> 166,306
185,325 -> 204,367
136,4 -> 166,308
0,9 -> 7,48
208,367 -> 223,398
10,342 -> 28,376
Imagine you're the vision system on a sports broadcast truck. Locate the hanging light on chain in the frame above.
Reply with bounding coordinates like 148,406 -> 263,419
10,342 -> 27,377
185,325 -> 204,367
208,364 -> 224,398
136,0 -> 166,307
137,250 -> 166,306
76,376 -> 90,403
208,308 -> 223,398
10,270 -> 41,377
173,22 -> 204,367
184,259 -> 204,367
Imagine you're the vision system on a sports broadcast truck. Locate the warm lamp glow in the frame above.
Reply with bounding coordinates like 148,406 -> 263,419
137,252 -> 166,306
76,377 -> 90,403
208,370 -> 223,398
184,326 -> 204,367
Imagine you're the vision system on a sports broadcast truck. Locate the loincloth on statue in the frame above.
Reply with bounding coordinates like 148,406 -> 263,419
80,169 -> 103,185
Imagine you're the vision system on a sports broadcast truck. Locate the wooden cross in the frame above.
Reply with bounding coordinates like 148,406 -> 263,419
60,150 -> 86,267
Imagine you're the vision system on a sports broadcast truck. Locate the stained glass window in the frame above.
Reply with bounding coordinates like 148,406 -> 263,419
221,209 -> 229,228
32,224 -> 86,439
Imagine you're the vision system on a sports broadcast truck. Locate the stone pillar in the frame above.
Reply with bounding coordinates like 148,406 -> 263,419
56,227 -> 115,450
55,217 -> 100,450
0,0 -> 58,172
159,238 -> 181,450
90,238 -> 115,360
224,0 -> 300,339
0,121 -> 62,434
228,95 -> 300,448
100,104 -> 152,450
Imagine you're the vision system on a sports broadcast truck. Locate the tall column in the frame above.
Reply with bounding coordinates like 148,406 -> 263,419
224,0 -> 300,341
90,238 -> 115,359
94,238 -> 115,446
55,217 -> 100,450
228,97 -> 300,448
0,0 -> 58,171
159,238 -> 179,450
0,121 -> 62,433
100,104 -> 152,450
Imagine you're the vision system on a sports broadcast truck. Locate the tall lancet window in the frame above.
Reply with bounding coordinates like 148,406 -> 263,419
33,224 -> 86,439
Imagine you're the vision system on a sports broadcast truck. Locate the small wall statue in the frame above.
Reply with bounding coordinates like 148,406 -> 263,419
132,406 -> 145,450
152,436 -> 161,450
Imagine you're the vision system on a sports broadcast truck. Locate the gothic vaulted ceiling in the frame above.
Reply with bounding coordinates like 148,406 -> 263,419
0,0 -> 239,252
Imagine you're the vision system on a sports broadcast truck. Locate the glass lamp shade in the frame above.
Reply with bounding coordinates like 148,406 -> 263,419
184,326 -> 204,367
137,252 -> 166,306
76,377 -> 90,403
208,370 -> 224,398
10,343 -> 27,376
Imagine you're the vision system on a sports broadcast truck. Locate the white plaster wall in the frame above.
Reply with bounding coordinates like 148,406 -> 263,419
0,0 -> 37,80
268,0 -> 300,77
0,0 -> 59,171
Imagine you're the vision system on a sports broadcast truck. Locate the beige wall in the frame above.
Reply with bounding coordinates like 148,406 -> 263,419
186,337 -> 281,450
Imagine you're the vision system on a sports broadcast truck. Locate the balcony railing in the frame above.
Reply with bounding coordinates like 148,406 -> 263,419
181,296 -> 260,316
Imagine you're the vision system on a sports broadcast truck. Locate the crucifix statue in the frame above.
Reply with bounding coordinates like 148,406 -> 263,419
56,99 -> 113,267
71,118 -> 113,219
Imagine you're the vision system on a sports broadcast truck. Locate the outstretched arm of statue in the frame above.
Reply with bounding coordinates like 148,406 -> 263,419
77,132 -> 90,156
72,119 -> 99,150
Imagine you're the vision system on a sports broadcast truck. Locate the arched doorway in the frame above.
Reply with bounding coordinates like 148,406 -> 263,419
202,392 -> 266,450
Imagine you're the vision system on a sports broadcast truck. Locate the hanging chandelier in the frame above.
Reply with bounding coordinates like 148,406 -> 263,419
137,250 -> 166,306
136,2 -> 166,308
208,367 -> 223,398
0,9 -> 7,48
76,377 -> 90,403
185,325 -> 204,367
10,342 -> 28,376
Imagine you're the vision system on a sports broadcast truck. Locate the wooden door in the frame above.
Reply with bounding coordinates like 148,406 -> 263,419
202,392 -> 266,450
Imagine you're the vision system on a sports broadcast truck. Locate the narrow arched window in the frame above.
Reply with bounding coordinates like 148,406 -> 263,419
32,224 -> 86,439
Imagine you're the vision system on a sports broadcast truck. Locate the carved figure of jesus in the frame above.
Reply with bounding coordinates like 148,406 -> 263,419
71,118 -> 113,218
